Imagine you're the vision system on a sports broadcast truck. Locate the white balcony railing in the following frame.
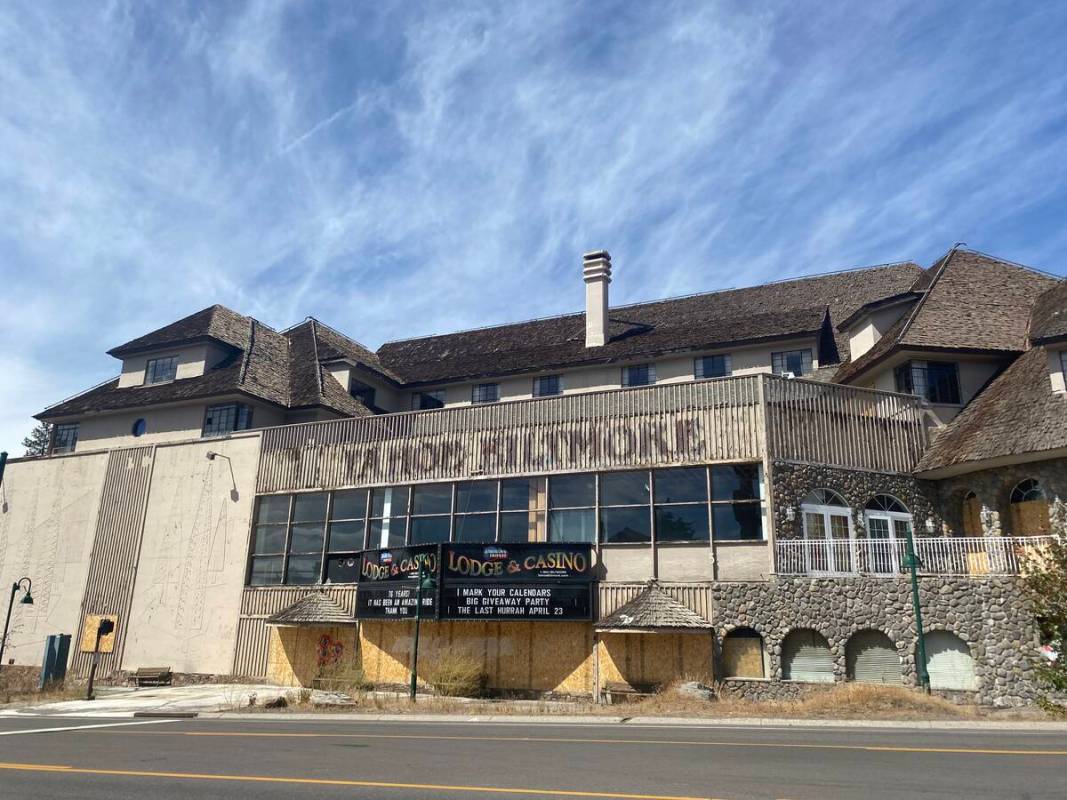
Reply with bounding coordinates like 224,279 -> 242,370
775,536 -> 1055,577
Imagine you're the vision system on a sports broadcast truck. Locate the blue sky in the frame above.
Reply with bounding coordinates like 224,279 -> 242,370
2,1 -> 1066,453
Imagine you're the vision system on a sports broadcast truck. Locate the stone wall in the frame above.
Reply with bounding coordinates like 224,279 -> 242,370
711,576 -> 1042,706
770,461 -> 940,540
934,457 -> 1067,536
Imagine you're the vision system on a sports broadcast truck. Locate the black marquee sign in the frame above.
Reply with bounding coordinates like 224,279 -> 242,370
354,542 -> 595,622
355,545 -> 438,619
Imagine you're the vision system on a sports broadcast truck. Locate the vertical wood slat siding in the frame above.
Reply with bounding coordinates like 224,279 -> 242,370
256,377 -> 765,493
763,376 -> 926,473
232,586 -> 358,678
597,583 -> 712,622
69,446 -> 155,678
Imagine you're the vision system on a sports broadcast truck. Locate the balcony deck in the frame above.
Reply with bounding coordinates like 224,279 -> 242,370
256,374 -> 927,493
775,535 -> 1054,577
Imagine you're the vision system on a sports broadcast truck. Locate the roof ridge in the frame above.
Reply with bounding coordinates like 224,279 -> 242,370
309,318 -> 324,400
895,246 -> 959,345
379,260 -> 922,347
953,247 -> 1063,280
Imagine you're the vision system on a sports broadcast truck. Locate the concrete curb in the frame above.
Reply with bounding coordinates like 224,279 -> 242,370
202,711 -> 1067,731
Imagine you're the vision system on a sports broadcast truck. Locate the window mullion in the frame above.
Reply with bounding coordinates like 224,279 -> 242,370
280,495 -> 295,585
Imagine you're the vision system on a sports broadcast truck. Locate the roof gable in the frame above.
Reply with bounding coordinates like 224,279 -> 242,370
1030,280 -> 1067,344
596,582 -> 711,631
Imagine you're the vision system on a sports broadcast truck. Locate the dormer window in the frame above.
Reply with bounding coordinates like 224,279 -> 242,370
145,356 -> 178,384
350,379 -> 376,408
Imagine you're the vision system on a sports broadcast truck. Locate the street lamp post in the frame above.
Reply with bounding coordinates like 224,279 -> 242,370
409,560 -> 436,701
0,577 -> 34,669
902,527 -> 931,693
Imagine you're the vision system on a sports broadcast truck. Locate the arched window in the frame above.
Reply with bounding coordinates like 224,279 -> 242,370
922,631 -> 977,691
722,627 -> 766,679
846,630 -> 900,684
863,495 -> 913,575
1009,479 -> 1051,535
800,490 -> 854,574
781,629 -> 834,683
961,491 -> 983,537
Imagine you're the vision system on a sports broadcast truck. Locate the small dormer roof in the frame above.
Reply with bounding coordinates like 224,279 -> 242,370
107,305 -> 250,358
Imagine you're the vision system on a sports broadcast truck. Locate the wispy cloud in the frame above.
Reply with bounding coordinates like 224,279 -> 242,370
1,0 -> 1065,452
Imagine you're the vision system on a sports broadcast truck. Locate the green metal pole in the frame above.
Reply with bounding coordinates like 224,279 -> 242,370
409,561 -> 424,701
904,527 -> 931,693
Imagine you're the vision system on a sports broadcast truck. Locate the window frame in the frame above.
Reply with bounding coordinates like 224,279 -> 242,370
52,422 -> 79,454
144,355 -> 179,385
202,402 -> 253,437
771,349 -> 813,377
894,360 -> 961,405
412,389 -> 446,410
622,363 -> 656,388
349,379 -> 376,408
471,383 -> 500,404
694,354 -> 732,380
532,374 -> 563,398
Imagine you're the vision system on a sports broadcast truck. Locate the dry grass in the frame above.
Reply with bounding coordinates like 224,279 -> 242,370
240,681 -> 1049,721
423,653 -> 488,698
0,667 -> 82,706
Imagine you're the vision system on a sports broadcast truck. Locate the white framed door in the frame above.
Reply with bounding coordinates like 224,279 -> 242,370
863,511 -> 912,575
802,504 -> 855,574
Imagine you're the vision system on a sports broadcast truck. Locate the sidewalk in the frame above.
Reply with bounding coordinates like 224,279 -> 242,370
3,683 -> 1067,730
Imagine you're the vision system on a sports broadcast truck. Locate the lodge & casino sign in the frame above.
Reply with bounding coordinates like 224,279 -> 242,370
356,545 -> 438,619
438,543 -> 593,622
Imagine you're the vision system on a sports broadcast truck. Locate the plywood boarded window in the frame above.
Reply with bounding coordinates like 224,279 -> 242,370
722,628 -> 765,678
961,491 -> 983,537
1009,479 -> 1051,536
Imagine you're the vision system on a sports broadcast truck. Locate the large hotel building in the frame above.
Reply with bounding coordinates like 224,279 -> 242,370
2,246 -> 1064,703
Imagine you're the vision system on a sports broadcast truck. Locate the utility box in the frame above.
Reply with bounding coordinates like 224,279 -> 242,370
39,634 -> 71,689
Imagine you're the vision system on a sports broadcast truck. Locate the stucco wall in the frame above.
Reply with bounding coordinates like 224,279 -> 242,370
122,436 -> 260,675
424,336 -> 818,408
75,400 -> 285,452
0,452 -> 108,664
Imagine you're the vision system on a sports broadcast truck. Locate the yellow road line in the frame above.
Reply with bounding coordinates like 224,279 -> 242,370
96,729 -> 1067,757
0,762 -> 714,800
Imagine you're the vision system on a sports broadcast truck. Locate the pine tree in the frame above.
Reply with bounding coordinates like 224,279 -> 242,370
1022,536 -> 1067,707
21,421 -> 51,456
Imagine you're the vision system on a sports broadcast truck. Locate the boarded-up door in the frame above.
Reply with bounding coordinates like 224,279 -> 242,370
847,630 -> 900,684
962,494 -> 983,536
1010,500 -> 1051,536
924,631 -> 977,690
782,630 -> 834,682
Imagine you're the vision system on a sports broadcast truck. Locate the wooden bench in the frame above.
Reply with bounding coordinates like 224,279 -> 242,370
600,680 -> 658,704
131,667 -> 172,687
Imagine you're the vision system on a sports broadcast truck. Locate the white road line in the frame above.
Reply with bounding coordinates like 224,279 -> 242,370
0,719 -> 179,736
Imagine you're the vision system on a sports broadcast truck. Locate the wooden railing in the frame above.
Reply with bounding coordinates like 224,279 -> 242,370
763,376 -> 926,474
775,536 -> 1054,577
256,374 -> 927,494
258,377 -> 764,493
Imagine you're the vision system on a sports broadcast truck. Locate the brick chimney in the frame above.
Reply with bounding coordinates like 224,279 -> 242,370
583,250 -> 611,347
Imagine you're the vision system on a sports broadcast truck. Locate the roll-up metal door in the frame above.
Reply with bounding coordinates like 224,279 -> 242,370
847,631 -> 900,683
925,631 -> 977,690
782,631 -> 834,682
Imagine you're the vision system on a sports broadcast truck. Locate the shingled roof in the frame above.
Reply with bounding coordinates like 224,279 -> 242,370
915,345 -> 1067,475
39,317 -> 291,420
1030,280 -> 1067,345
834,250 -> 1060,384
596,582 -> 712,632
266,592 -> 355,626
107,305 -> 251,357
377,262 -> 924,385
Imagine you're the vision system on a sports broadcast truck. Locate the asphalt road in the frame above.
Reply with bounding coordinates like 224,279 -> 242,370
1,715 -> 1065,800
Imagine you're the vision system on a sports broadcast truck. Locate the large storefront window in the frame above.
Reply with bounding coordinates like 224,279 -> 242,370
246,463 -> 766,585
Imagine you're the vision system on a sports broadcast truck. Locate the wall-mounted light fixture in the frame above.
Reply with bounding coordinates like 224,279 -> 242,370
206,451 -> 239,502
